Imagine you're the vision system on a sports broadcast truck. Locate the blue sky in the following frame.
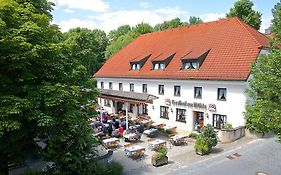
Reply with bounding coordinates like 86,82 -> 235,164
50,0 -> 279,33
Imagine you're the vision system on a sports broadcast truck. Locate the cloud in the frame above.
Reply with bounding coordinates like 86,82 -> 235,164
64,8 -> 74,13
56,18 -> 97,32
89,7 -> 189,32
200,13 -> 225,22
51,0 -> 109,12
139,2 -> 151,9
260,16 -> 272,33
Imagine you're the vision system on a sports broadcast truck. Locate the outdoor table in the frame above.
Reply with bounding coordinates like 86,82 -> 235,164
143,128 -> 157,136
102,137 -> 120,149
123,132 -> 140,142
151,123 -> 165,129
148,139 -> 166,150
169,135 -> 188,145
124,145 -> 145,158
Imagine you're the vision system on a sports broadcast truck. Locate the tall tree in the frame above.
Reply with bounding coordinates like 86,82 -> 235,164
245,1 -> 281,141
189,16 -> 203,25
0,0 -> 99,174
108,24 -> 131,41
154,18 -> 188,31
226,0 -> 262,30
63,28 -> 108,75
105,22 -> 153,59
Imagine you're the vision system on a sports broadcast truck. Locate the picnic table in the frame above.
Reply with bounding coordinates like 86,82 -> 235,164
102,137 -> 120,149
169,135 -> 188,146
123,130 -> 141,142
124,145 -> 145,158
148,139 -> 166,150
143,128 -> 157,136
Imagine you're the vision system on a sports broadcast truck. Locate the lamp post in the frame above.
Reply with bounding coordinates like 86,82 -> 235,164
125,103 -> 129,130
100,107 -> 103,124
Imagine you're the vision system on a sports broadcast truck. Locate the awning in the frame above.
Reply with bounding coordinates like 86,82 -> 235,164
99,89 -> 158,104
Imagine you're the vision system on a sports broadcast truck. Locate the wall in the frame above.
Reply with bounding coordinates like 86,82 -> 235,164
220,126 -> 245,143
96,77 -> 247,131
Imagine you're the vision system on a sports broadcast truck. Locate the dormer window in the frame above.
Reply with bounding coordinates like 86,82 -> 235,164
131,63 -> 141,70
153,62 -> 165,70
183,61 -> 199,70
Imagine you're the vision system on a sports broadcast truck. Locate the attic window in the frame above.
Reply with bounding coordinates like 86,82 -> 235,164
130,54 -> 151,71
132,63 -> 141,70
153,63 -> 165,70
183,61 -> 199,70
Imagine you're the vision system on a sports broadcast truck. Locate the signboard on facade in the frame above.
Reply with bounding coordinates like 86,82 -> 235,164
208,103 -> 217,112
165,99 -> 171,106
170,99 -> 207,110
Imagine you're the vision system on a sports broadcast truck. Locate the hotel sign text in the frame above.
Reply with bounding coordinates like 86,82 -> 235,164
171,100 -> 207,110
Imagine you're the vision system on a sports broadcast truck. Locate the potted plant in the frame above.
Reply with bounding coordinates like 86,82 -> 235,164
194,124 -> 217,155
151,147 -> 168,167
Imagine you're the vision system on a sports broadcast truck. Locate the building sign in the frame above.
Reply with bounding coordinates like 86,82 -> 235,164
165,99 -> 171,106
171,100 -> 207,110
208,104 -> 217,112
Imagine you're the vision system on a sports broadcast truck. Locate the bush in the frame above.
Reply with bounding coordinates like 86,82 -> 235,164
153,147 -> 167,160
96,161 -> 123,175
194,124 -> 217,154
223,123 -> 233,129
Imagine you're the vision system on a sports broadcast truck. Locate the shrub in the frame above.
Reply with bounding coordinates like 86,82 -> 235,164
153,147 -> 167,160
223,123 -> 233,129
96,161 -> 123,175
194,124 -> 217,154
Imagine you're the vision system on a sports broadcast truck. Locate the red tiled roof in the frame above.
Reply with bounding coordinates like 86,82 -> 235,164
95,17 -> 269,81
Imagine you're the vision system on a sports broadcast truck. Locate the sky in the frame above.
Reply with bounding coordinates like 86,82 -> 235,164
50,0 -> 280,33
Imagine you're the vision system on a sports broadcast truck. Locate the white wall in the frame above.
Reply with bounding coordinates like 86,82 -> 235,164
96,77 -> 247,131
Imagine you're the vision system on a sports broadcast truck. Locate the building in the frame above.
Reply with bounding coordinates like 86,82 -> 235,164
94,17 -> 269,132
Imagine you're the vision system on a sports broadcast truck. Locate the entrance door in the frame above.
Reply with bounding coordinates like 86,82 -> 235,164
117,102 -> 123,113
194,111 -> 204,132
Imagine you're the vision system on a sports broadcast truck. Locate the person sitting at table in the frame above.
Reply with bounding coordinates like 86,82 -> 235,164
108,122 -> 113,137
113,118 -> 119,129
118,126 -> 124,136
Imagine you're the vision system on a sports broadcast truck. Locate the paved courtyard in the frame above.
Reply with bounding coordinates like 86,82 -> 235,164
97,134 -> 263,175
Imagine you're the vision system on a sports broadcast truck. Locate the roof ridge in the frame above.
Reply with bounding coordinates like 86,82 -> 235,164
234,17 -> 263,47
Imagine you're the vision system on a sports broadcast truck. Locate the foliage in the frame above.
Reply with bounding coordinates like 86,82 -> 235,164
154,18 -> 188,31
194,124 -> 217,154
189,132 -> 199,139
189,16 -> 203,25
223,123 -> 233,129
95,161 -> 123,175
226,0 -> 262,30
0,0 -> 100,174
272,1 -> 281,46
245,1 -> 281,142
105,22 -> 153,59
245,51 -> 281,138
153,147 -> 167,160
108,25 -> 132,42
63,28 -> 108,75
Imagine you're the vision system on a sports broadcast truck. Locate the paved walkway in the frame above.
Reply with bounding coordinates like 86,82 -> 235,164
97,134 -> 255,175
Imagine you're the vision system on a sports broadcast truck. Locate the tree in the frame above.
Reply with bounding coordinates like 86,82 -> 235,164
105,22 -> 153,59
108,24 -> 131,41
63,28 -> 108,75
226,0 -> 262,30
154,18 -> 188,31
188,16 -> 203,25
245,1 -> 281,141
0,0 -> 100,174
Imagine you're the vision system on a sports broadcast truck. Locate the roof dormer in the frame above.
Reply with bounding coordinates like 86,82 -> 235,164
152,53 -> 175,70
130,54 -> 151,70
181,49 -> 210,70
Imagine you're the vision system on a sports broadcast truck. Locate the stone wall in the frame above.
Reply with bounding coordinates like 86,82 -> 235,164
220,126 -> 245,143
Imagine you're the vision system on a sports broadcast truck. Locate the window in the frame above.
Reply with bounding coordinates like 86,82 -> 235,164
176,108 -> 186,123
159,85 -> 164,95
143,104 -> 148,114
153,63 -> 165,70
109,82 -> 113,90
130,83 -> 134,92
218,88 -> 227,101
142,84 -> 147,93
131,63 -> 141,70
174,86 -> 181,96
194,87 -> 202,99
119,83 -> 123,91
183,62 -> 199,70
101,82 -> 104,89
213,114 -> 227,129
160,106 -> 169,119
129,104 -> 134,112
104,99 -> 111,107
